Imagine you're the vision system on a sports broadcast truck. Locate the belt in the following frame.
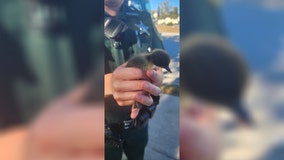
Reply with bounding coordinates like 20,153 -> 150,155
105,123 -> 124,148
105,104 -> 157,148
107,104 -> 157,136
106,119 -> 134,131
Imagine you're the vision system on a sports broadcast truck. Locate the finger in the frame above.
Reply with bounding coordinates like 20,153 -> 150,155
113,91 -> 146,102
146,69 -> 163,86
140,81 -> 161,96
130,107 -> 140,119
135,94 -> 153,106
112,67 -> 148,80
112,80 -> 159,94
112,80 -> 160,96
115,100 -> 135,107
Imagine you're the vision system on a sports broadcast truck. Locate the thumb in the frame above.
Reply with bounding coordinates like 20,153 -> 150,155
130,106 -> 140,119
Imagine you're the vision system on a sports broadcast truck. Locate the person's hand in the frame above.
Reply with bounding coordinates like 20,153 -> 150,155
130,67 -> 163,119
27,82 -> 104,160
110,63 -> 161,107
28,104 -> 104,160
146,66 -> 163,87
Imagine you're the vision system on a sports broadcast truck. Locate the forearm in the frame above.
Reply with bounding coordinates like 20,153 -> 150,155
0,127 -> 28,160
104,73 -> 113,96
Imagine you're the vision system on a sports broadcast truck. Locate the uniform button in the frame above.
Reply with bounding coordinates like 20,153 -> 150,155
113,41 -> 120,48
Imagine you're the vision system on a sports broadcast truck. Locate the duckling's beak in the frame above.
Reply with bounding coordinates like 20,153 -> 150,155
164,66 -> 172,73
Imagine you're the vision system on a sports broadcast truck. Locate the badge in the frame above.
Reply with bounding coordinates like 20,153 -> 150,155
135,20 -> 150,36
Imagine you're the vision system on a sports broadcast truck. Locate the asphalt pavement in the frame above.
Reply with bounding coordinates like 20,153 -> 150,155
144,94 -> 180,160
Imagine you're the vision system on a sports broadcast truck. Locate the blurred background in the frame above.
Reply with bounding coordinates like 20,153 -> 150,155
221,1 -> 284,159
181,0 -> 284,159
0,0 -> 104,130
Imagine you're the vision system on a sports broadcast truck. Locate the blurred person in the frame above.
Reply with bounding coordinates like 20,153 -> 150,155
104,0 -> 165,159
0,0 -> 105,159
180,34 -> 251,160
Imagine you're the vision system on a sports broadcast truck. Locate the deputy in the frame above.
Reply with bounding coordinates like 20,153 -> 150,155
104,0 -> 165,159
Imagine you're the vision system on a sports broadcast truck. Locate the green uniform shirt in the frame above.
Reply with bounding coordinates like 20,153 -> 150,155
105,2 -> 163,123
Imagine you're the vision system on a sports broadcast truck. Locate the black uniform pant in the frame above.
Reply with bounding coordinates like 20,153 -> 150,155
105,124 -> 148,160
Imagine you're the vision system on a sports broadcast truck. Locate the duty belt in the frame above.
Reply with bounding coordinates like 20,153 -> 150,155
107,104 -> 157,130
105,104 -> 157,148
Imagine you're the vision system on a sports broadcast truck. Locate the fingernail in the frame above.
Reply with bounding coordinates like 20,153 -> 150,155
151,70 -> 157,78
136,94 -> 142,101
154,88 -> 161,96
131,108 -> 140,119
158,89 -> 161,95
143,83 -> 149,90
150,70 -> 155,77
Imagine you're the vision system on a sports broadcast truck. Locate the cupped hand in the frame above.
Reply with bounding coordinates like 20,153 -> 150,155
111,63 -> 161,107
27,83 -> 104,160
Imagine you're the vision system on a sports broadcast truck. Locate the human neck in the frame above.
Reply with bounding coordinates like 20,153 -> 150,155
105,0 -> 124,16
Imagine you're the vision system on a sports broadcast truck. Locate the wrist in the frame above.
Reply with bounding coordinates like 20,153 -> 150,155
104,73 -> 113,96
